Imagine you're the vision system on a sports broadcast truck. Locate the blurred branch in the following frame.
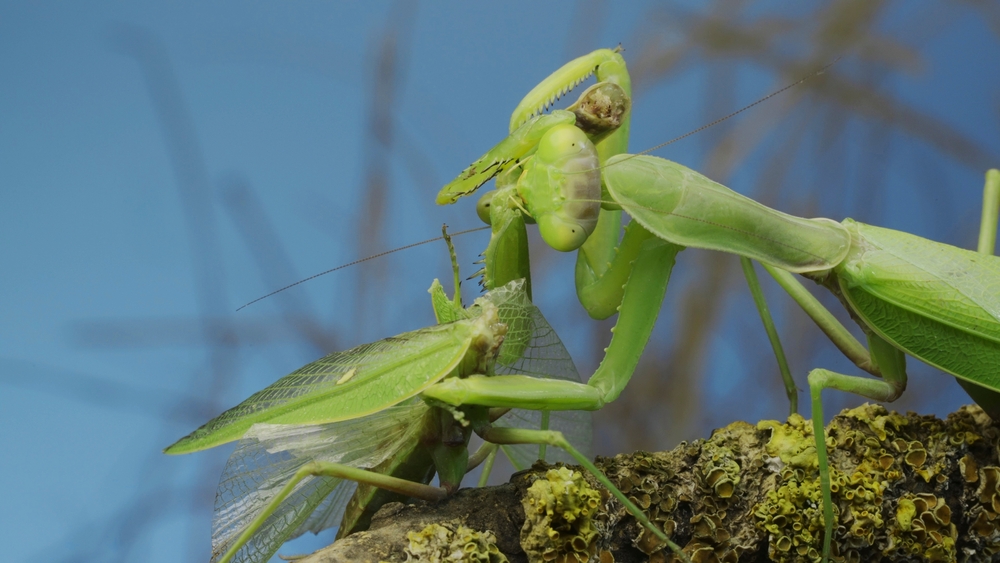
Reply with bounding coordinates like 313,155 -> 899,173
0,358 -> 215,423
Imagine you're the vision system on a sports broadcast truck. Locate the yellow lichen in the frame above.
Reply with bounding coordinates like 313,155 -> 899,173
405,523 -> 508,563
520,467 -> 601,563
700,441 -> 741,500
753,403 -> 1000,561
758,415 -> 818,471
884,494 -> 957,562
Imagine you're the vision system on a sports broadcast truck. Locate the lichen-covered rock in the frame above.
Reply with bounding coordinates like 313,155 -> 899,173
519,466 -> 601,563
752,403 -> 1000,562
405,523 -> 508,563
309,404 -> 1000,563
598,421 -> 767,562
589,404 -> 1000,563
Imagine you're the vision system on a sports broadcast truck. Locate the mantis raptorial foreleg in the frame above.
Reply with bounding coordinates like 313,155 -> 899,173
424,235 -> 695,561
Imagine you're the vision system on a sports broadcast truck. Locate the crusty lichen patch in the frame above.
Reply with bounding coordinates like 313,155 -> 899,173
405,522 -> 508,563
519,466 -> 601,563
323,404 -> 1000,563
752,403 -> 1000,562
584,404 -> 1000,563
596,421 -> 767,562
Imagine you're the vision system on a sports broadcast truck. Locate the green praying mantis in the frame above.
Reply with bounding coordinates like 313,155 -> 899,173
435,47 -> 1000,562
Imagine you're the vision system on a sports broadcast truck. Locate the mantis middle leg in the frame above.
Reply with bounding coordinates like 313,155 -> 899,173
770,169 -> 1000,563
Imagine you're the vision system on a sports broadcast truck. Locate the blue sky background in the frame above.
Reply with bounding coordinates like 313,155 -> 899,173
2,2 -> 999,562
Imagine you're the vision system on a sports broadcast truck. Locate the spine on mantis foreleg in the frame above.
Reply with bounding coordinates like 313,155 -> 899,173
605,155 -> 852,273
437,112 -> 576,206
509,48 -> 630,133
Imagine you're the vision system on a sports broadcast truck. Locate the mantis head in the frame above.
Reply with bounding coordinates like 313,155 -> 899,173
470,123 -> 602,252
438,47 -> 631,254
518,124 -> 601,251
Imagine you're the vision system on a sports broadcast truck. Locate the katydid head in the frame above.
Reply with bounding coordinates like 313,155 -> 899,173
518,124 -> 601,252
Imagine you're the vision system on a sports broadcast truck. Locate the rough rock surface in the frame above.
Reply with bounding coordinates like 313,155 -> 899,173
297,404 -> 1000,563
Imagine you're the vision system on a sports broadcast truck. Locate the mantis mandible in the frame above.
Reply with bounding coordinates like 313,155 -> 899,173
165,231 -> 687,563
435,47 -> 1000,562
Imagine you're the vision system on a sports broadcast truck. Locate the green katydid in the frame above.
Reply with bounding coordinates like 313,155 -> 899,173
164,230 -> 688,563
435,47 -> 1000,562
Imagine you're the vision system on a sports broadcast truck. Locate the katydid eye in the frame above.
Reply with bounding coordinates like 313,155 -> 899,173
476,191 -> 494,225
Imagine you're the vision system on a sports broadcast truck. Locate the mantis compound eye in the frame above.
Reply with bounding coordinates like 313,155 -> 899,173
519,124 -> 601,252
476,191 -> 494,225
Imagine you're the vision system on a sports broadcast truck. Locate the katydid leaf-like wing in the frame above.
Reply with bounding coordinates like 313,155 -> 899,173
484,279 -> 593,468
210,400 -> 431,563
166,322 -> 474,454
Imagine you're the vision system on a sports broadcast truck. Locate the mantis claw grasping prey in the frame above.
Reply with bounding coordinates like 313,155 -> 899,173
438,47 -> 1000,562
166,224 -> 679,563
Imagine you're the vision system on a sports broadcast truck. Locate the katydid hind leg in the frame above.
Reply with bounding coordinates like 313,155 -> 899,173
216,461 -> 447,563
478,425 -> 693,563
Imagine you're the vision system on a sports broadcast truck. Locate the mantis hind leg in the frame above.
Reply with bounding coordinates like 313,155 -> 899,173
959,169 -> 1000,419
217,462 -> 447,563
806,333 -> 906,563
478,425 -> 693,563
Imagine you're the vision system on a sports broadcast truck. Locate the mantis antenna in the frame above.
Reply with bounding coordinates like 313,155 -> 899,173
236,225 -> 489,311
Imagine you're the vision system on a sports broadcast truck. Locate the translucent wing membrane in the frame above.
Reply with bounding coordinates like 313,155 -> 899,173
484,280 -> 593,466
167,323 -> 471,453
211,400 -> 430,563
